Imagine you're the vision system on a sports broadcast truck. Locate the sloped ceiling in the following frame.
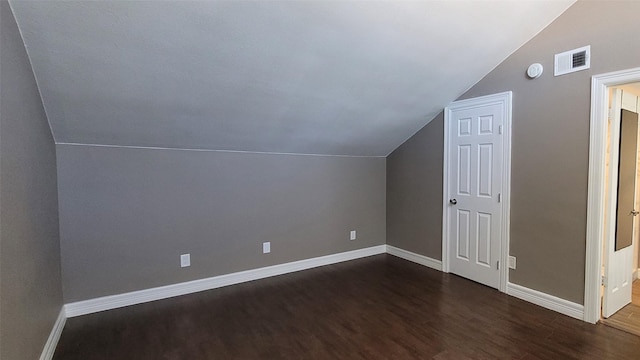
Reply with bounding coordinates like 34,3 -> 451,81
10,1 -> 574,156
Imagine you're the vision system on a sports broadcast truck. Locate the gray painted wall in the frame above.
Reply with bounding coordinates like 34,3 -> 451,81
57,145 -> 385,302
387,115 -> 443,258
386,0 -> 640,305
0,2 -> 63,359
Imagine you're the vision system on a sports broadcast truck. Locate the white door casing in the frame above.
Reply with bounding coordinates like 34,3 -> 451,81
443,92 -> 512,292
602,89 -> 637,318
585,67 -> 640,324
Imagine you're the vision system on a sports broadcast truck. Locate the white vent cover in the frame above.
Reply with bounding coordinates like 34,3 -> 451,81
554,45 -> 590,76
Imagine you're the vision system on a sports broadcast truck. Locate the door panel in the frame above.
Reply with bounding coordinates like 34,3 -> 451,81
477,212 -> 492,266
458,145 -> 471,195
447,101 -> 504,289
478,144 -> 493,197
457,210 -> 470,259
603,89 -> 637,318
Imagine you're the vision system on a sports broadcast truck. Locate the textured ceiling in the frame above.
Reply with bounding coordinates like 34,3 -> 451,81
10,1 -> 574,156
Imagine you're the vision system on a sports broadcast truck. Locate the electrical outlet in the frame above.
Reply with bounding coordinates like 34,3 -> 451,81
350,230 -> 356,240
263,242 -> 271,254
508,256 -> 516,269
180,253 -> 191,268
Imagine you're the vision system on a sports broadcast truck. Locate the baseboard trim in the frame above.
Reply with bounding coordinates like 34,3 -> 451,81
64,246 -> 587,322
634,268 -> 639,281
506,282 -> 584,320
64,245 -> 386,317
386,245 -> 442,271
39,308 -> 66,360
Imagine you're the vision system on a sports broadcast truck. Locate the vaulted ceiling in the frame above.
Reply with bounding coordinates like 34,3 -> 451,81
10,1 -> 574,156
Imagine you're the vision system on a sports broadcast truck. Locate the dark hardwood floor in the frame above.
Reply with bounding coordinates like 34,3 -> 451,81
54,255 -> 640,359
602,280 -> 640,336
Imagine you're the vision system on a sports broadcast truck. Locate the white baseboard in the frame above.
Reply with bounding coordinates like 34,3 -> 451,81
385,246 -> 584,322
634,268 -> 639,281
39,308 -> 66,360
61,245 -> 588,323
386,245 -> 442,271
506,282 -> 584,320
65,245 -> 386,317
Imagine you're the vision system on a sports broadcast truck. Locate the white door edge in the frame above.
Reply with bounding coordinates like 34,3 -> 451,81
442,91 -> 512,293
585,66 -> 640,324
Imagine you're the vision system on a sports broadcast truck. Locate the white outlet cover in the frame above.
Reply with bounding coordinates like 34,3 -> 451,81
508,256 -> 516,269
263,242 -> 271,254
180,253 -> 191,267
350,230 -> 356,240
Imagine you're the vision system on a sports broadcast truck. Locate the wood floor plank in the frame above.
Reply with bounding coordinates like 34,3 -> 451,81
602,303 -> 640,336
54,255 -> 640,359
602,280 -> 640,336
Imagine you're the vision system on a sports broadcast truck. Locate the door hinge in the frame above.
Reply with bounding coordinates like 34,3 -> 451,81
608,108 -> 615,121
601,275 -> 606,286
499,125 -> 503,134
497,260 -> 501,270
498,193 -> 501,203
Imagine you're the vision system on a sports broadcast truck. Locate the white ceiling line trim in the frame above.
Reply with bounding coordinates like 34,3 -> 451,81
55,142 -> 386,158
8,1 -> 58,143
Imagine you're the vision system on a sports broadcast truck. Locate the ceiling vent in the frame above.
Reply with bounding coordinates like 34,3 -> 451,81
554,45 -> 590,76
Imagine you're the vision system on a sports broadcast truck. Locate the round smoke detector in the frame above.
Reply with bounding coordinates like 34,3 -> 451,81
527,63 -> 544,79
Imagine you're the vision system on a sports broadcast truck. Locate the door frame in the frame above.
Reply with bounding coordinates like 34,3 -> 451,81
442,91 -> 512,293
585,67 -> 640,323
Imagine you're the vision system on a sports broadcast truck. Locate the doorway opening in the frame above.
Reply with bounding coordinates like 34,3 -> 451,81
598,84 -> 640,335
585,68 -> 640,325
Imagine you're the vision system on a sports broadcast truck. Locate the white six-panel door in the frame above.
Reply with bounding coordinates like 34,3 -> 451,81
444,93 -> 510,290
